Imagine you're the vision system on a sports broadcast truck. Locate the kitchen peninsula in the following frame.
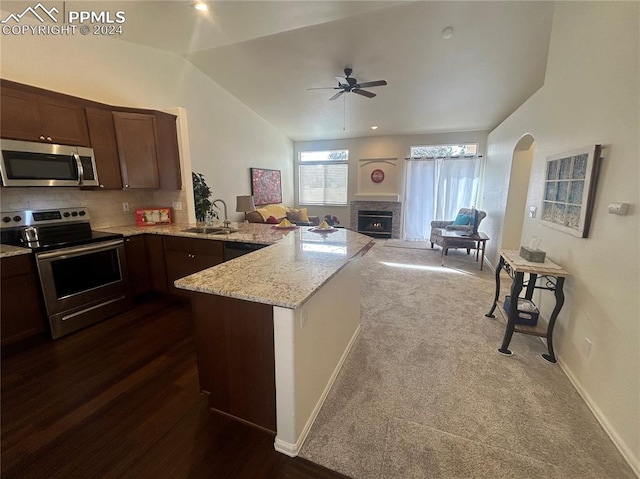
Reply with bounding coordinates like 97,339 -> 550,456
104,223 -> 373,457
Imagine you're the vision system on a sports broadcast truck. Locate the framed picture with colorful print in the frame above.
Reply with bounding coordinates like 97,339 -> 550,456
250,168 -> 282,206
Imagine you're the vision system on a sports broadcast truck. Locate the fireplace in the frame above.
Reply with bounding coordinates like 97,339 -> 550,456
350,201 -> 402,239
358,210 -> 393,238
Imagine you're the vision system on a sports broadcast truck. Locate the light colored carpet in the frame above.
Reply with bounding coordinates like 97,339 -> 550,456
299,243 -> 635,479
384,239 -> 434,250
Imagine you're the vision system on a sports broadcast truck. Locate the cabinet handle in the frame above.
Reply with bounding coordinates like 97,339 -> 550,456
46,136 -> 52,141
39,135 -> 45,140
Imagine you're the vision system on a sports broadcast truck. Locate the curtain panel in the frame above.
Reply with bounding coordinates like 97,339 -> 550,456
403,157 -> 482,240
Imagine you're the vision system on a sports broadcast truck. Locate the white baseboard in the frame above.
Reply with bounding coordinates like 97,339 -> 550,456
274,324 -> 362,457
557,356 -> 640,478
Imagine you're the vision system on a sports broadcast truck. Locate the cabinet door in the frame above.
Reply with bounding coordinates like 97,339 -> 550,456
85,107 -> 123,189
124,236 -> 151,297
0,87 -> 42,142
113,112 -> 160,189
164,237 -> 223,297
146,235 -> 168,293
154,113 -> 182,191
37,95 -> 91,146
1,256 -> 46,348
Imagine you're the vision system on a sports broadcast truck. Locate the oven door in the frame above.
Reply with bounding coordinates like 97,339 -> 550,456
36,239 -> 132,338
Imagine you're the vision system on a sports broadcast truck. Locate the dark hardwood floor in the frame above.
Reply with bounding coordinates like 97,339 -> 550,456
1,295 -> 350,479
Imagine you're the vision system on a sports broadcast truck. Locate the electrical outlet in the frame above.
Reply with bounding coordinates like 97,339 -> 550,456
172,201 -> 182,211
122,202 -> 129,212
583,338 -> 592,358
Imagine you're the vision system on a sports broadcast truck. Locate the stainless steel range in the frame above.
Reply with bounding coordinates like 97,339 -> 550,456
0,208 -> 132,339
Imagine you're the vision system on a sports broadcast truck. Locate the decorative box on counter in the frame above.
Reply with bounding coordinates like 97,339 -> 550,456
503,296 -> 539,326
135,208 -> 172,226
519,246 -> 546,263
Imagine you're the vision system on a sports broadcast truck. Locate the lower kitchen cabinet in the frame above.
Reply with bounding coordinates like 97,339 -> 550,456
164,236 -> 223,297
1,255 -> 47,349
124,236 -> 152,297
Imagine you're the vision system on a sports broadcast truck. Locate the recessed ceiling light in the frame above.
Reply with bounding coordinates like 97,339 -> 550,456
371,125 -> 378,130
193,2 -> 208,12
442,26 -> 454,40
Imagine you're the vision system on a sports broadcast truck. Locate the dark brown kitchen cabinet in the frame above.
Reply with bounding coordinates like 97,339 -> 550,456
154,113 -> 182,191
1,255 -> 47,350
0,82 -> 91,146
85,107 -> 123,189
163,237 -> 223,297
124,236 -> 152,297
112,111 -> 160,189
146,235 -> 168,293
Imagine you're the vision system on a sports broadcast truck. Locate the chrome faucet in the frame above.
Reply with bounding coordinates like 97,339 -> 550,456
211,199 -> 231,228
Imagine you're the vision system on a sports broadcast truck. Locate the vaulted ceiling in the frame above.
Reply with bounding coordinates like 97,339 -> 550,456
105,1 -> 554,141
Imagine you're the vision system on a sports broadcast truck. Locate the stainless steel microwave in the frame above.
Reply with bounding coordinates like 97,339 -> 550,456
0,139 -> 99,187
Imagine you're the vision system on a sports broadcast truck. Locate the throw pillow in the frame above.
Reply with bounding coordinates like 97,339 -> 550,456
266,215 -> 279,224
286,208 -> 309,223
452,214 -> 472,226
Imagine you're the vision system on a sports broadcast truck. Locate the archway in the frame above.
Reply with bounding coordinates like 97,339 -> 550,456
501,134 -> 535,250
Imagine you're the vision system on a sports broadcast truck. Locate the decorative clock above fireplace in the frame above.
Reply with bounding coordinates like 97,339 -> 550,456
371,169 -> 385,183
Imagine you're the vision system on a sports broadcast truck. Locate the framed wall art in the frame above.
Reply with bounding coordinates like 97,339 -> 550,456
250,168 -> 282,206
540,144 -> 602,238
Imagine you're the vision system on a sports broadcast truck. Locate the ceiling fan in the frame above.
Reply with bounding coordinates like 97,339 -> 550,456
308,67 -> 387,101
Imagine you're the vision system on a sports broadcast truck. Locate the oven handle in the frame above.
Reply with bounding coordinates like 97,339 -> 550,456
36,239 -> 123,260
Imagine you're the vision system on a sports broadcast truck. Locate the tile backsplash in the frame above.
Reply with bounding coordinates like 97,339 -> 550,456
0,187 -> 190,228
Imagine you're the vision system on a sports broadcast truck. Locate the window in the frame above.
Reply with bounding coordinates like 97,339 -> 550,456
410,143 -> 477,158
298,150 -> 348,206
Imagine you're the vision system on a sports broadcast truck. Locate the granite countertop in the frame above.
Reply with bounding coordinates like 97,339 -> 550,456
175,227 -> 373,309
99,222 -> 373,309
97,222 -> 292,245
0,244 -> 32,258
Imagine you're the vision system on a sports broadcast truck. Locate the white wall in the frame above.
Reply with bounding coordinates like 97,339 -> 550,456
483,2 -> 639,473
294,131 -> 488,226
0,33 -> 293,225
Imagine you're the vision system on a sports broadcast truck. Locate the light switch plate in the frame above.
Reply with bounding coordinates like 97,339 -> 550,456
529,206 -> 537,218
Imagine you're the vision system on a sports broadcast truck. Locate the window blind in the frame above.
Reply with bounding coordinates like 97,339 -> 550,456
299,163 -> 348,205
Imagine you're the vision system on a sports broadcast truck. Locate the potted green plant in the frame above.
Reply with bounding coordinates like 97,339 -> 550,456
192,172 -> 216,224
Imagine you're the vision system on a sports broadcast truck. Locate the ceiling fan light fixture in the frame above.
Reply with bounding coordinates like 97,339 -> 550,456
193,2 -> 209,12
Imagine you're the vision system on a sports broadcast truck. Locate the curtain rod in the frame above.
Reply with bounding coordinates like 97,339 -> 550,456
404,155 -> 484,161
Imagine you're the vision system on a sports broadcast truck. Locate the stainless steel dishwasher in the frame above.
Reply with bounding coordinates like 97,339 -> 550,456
223,241 -> 268,261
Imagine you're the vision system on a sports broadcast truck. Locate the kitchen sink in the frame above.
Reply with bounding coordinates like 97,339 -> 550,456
182,227 -> 238,235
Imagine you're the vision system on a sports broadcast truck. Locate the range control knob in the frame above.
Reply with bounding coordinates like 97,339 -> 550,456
12,215 -> 22,222
63,212 -> 71,217
2,216 -> 11,223
71,211 -> 78,217
78,211 -> 86,216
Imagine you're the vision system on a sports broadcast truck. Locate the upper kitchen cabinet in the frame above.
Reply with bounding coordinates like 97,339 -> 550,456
154,113 -> 182,191
0,81 -> 91,147
112,111 -> 160,189
85,107 -> 123,190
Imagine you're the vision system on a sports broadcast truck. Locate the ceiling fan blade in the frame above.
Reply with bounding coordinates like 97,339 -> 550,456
353,89 -> 376,98
335,76 -> 348,86
355,80 -> 387,89
329,91 -> 345,101
307,87 -> 341,90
